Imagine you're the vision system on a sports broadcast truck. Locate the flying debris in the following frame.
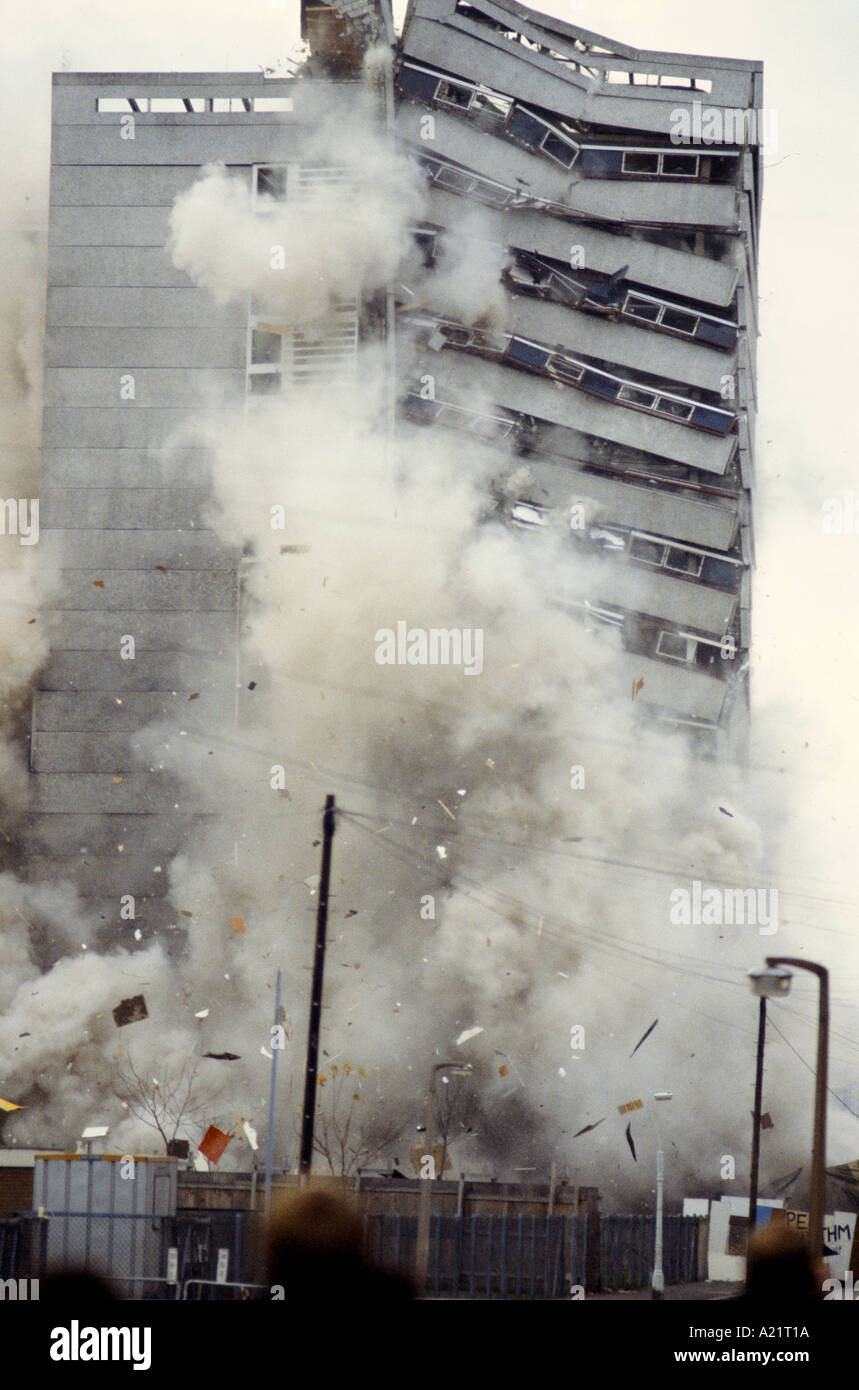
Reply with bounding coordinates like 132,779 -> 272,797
625,1122 -> 637,1162
203,1052 -> 241,1061
618,1099 -> 643,1115
230,916 -> 246,934
194,1008 -> 209,1019
0,1097 -> 23,1112
719,806 -> 734,817
456,1026 -> 484,1046
199,1125 -> 231,1165
573,1119 -> 605,1138
241,1120 -> 259,1150
630,1019 -> 658,1058
112,994 -> 149,1028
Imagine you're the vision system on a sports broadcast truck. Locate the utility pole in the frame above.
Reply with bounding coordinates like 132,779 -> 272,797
299,795 -> 336,1178
264,969 -> 282,1219
748,995 -> 767,1235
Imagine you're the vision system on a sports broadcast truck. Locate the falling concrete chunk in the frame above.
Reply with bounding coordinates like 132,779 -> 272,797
456,1026 -> 484,1046
112,994 -> 149,1028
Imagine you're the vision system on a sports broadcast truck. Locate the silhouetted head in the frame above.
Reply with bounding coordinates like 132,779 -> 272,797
743,1226 -> 826,1301
266,1187 -> 413,1301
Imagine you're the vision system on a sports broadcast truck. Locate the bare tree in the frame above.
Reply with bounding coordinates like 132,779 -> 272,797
309,1062 -> 402,1176
433,1074 -> 476,1178
115,1050 -> 224,1153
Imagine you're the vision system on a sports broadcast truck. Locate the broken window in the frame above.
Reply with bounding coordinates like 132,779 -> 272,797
664,546 -> 703,577
659,306 -> 699,335
256,166 -> 287,198
624,296 -> 661,324
436,78 -> 474,110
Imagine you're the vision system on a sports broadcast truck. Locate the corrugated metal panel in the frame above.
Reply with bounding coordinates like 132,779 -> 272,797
51,125 -> 298,166
422,351 -> 737,473
424,188 -> 738,304
45,328 -> 245,370
46,287 -> 243,327
517,461 -> 738,549
47,246 -> 197,289
504,296 -> 735,394
589,562 -> 737,636
43,368 -> 242,407
614,650 -> 727,720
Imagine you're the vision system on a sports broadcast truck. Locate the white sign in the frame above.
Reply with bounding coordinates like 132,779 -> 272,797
166,1248 -> 178,1284
216,1248 -> 230,1285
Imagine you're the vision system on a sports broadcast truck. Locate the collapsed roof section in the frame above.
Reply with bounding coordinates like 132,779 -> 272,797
300,0 -> 395,75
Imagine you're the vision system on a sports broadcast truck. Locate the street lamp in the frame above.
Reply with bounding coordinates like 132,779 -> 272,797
650,1091 -> 672,1301
746,965 -> 792,1235
414,1062 -> 473,1295
746,958 -> 829,1262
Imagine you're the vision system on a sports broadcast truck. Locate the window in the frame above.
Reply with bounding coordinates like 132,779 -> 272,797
630,536 -> 666,567
507,106 -> 548,147
700,556 -> 740,587
664,547 -> 703,577
618,384 -> 658,409
695,319 -> 737,350
549,358 -> 584,384
436,165 -> 474,192
436,78 -> 474,110
256,166 -> 286,198
251,329 -> 282,365
662,152 -> 699,177
691,405 -> 732,434
472,89 -> 510,121
624,295 -> 661,324
506,337 -> 551,370
657,397 -> 695,422
622,151 -> 659,175
580,147 -> 623,175
399,65 -> 442,100
580,368 -> 619,400
254,97 -> 293,112
657,631 -> 693,662
660,306 -> 699,335
541,130 -> 579,167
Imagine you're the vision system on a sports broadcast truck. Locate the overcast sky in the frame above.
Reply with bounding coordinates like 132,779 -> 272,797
4,0 -> 858,920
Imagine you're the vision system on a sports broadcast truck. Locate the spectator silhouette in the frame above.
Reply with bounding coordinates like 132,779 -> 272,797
737,1225 -> 827,1303
266,1187 -> 414,1302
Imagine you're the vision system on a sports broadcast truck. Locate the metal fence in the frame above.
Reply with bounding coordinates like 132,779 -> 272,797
0,1209 -> 704,1299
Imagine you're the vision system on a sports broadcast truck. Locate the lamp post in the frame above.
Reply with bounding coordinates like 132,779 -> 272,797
414,1062 -> 473,1295
748,959 -> 829,1261
650,1090 -> 672,1300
